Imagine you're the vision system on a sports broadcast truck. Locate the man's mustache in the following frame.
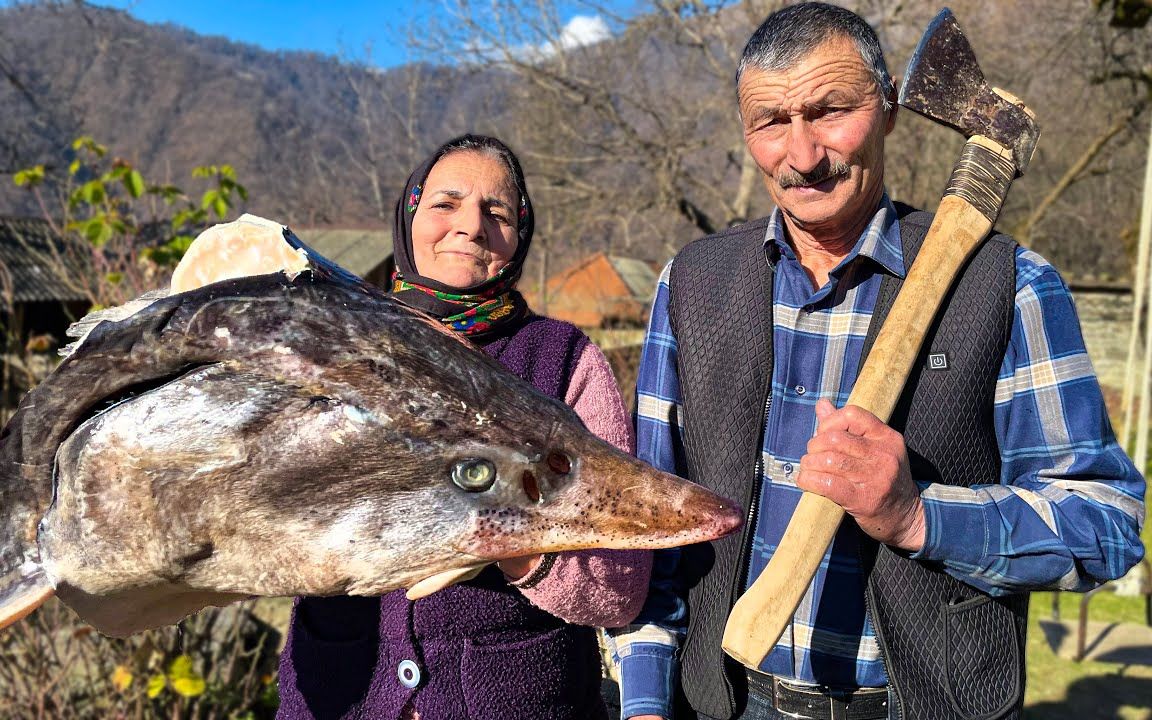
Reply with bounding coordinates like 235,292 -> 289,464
777,161 -> 850,189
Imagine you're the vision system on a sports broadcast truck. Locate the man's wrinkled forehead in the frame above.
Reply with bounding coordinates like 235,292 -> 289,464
736,37 -> 883,115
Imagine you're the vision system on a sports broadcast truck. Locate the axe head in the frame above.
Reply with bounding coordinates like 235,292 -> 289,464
898,8 -> 1040,175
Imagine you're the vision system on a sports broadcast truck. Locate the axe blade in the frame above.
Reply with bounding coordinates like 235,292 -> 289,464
899,8 -> 1040,174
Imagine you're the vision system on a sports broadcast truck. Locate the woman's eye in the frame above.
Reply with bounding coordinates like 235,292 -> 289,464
451,458 -> 497,492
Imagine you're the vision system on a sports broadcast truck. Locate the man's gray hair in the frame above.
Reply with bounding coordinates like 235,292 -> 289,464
737,2 -> 894,108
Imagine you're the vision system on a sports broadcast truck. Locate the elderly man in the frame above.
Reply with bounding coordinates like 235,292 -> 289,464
612,3 -> 1146,720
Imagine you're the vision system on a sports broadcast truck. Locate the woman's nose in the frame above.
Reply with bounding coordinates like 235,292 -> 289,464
453,206 -> 486,243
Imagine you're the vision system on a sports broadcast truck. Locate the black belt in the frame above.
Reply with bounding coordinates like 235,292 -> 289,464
745,670 -> 889,720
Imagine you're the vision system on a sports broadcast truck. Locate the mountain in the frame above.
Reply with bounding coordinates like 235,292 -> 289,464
0,1 -> 1147,282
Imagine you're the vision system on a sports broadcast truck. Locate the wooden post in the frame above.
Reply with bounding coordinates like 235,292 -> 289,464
1122,114 -> 1152,452
1134,114 -> 1152,472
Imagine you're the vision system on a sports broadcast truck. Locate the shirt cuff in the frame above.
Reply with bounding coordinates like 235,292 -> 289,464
618,643 -> 678,719
911,485 -> 990,568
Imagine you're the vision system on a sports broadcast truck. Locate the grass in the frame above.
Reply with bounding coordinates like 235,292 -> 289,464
1023,519 -> 1152,719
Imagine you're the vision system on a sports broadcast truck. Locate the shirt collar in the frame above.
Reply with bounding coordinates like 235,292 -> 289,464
763,193 -> 905,280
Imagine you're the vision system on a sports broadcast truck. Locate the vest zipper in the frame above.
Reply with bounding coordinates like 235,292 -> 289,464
861,547 -> 904,720
732,393 -> 771,610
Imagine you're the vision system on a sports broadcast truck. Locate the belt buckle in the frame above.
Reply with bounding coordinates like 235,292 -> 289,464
770,676 -> 835,720
769,676 -> 861,720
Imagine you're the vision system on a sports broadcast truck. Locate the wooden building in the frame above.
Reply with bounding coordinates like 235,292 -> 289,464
293,226 -> 394,288
0,216 -> 90,350
527,252 -> 659,329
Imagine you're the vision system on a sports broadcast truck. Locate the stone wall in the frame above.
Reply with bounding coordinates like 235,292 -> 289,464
1073,290 -> 1137,402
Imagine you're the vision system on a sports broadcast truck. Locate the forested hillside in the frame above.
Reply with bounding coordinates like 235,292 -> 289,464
1,0 -> 1147,284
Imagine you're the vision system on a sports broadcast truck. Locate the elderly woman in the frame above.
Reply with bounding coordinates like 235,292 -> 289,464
276,134 -> 651,720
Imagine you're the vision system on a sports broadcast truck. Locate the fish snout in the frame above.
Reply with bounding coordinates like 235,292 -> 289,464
449,435 -> 743,560
565,447 -> 744,549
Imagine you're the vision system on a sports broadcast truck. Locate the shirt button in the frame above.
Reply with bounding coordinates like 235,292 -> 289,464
794,385 -> 806,395
397,659 -> 422,688
783,463 -> 794,474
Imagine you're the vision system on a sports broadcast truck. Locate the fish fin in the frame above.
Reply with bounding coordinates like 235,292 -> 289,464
404,564 -> 490,600
0,563 -> 55,631
60,288 -> 172,357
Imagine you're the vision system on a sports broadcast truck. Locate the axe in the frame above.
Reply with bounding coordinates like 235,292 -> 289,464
721,8 -> 1041,668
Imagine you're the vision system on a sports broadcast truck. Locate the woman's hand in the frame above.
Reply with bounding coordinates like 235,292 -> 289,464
497,554 -> 543,580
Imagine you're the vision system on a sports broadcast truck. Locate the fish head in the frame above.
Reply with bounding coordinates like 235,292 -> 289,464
5,270 -> 743,631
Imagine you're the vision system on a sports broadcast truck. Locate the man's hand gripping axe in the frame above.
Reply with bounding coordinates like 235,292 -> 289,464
721,8 -> 1041,668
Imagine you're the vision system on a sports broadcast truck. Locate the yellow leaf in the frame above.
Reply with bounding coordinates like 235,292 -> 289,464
171,675 -> 206,697
146,673 -> 166,698
168,654 -> 206,698
111,665 -> 133,692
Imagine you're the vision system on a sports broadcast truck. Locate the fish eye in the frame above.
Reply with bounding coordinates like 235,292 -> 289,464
452,458 -> 497,492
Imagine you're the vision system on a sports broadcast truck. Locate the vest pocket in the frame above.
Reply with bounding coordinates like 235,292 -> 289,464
942,593 -> 1021,719
459,627 -> 599,720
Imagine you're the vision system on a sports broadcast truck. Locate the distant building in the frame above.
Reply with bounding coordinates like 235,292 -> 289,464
0,216 -> 90,349
527,252 -> 660,329
293,226 -> 394,288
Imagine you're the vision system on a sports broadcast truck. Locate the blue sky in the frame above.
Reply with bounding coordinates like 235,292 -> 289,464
55,1 -> 640,68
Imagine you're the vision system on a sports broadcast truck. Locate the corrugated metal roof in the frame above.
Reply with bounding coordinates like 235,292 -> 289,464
607,255 -> 659,301
0,217 -> 89,303
293,227 -> 393,279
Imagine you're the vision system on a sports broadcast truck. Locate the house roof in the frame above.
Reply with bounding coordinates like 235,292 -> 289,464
606,255 -> 659,302
531,252 -> 660,328
0,217 -> 89,303
293,226 -> 393,278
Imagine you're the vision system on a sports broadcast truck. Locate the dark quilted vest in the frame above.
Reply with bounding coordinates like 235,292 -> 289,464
668,205 -> 1028,720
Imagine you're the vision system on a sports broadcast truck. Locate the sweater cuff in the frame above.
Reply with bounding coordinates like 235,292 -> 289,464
506,553 -> 557,589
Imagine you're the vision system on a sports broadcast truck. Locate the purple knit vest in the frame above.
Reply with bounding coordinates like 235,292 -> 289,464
276,317 -> 608,720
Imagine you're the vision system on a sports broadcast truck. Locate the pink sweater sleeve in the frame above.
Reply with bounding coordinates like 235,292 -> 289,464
507,341 -> 653,628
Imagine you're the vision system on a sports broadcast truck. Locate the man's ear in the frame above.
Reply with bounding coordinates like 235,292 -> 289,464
885,82 -> 899,134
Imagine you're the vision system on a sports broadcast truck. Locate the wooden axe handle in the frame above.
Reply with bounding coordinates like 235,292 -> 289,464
721,137 -> 1014,668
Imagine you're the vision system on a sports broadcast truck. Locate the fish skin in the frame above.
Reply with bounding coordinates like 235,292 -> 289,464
1,265 -> 743,637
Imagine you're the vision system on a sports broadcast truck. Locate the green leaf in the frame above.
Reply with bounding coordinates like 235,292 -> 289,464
192,165 -> 215,179
68,159 -> 81,176
79,180 -> 105,206
72,136 -> 107,157
200,189 -> 219,212
167,655 -> 206,698
125,170 -> 145,198
171,208 -> 202,229
167,235 -> 194,254
83,218 -> 113,247
13,165 -> 45,187
105,272 -> 124,285
145,673 -> 166,698
212,195 -> 228,219
219,164 -> 236,181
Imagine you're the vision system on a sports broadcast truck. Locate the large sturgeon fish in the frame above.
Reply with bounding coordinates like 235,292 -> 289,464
0,215 -> 741,637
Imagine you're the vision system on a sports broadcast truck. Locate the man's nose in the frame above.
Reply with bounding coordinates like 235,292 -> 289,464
785,119 -> 825,174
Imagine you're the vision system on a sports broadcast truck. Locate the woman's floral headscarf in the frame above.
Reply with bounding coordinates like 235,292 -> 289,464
390,134 -> 534,342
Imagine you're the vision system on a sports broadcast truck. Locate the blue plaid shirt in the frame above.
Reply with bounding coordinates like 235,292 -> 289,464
609,197 -> 1146,719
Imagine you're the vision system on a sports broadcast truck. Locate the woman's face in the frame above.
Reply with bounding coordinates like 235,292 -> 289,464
410,150 -> 520,289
